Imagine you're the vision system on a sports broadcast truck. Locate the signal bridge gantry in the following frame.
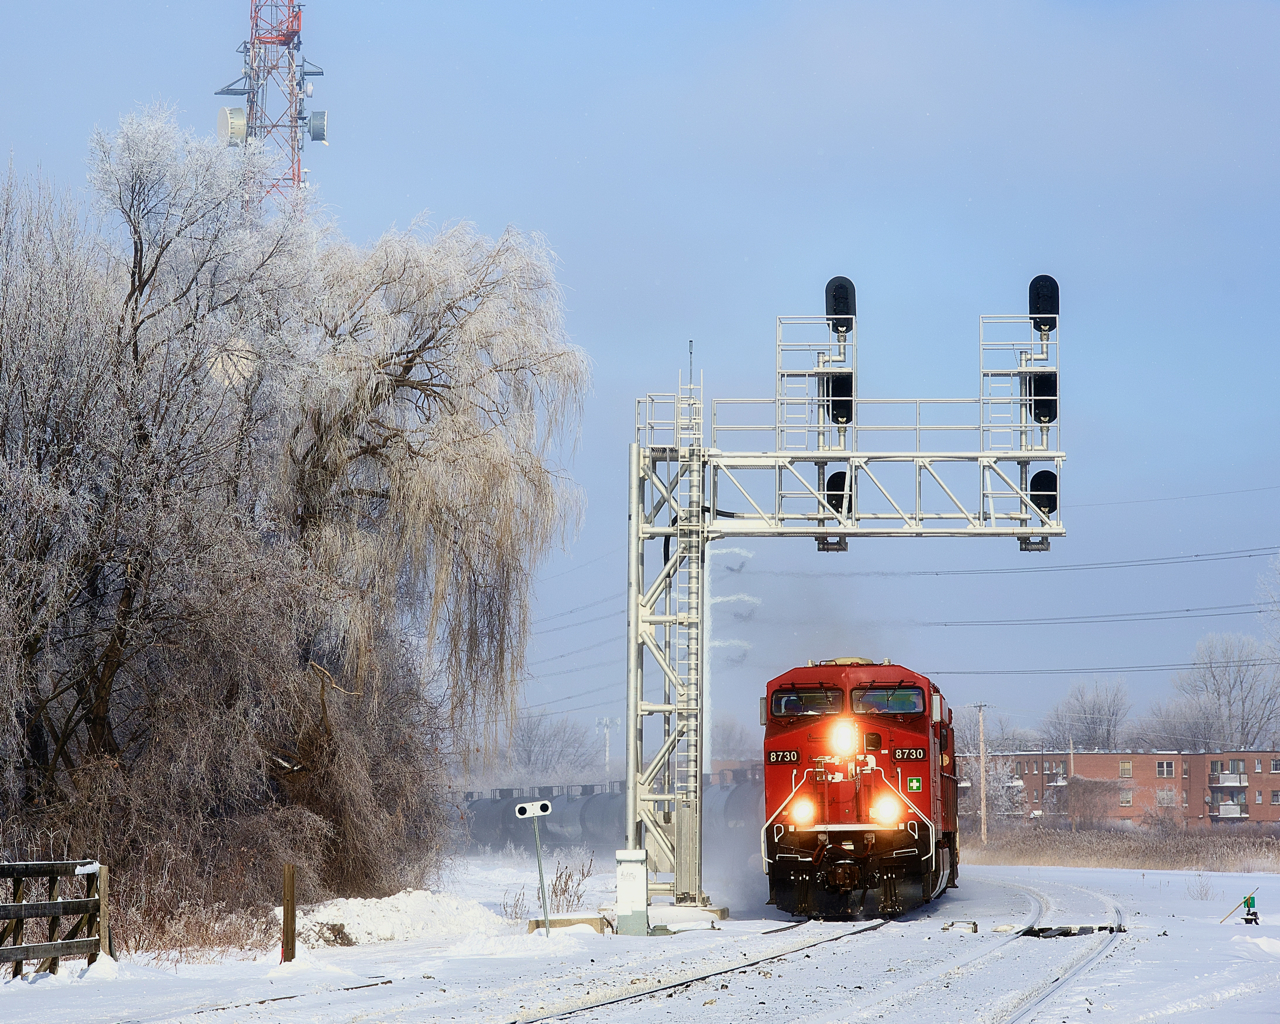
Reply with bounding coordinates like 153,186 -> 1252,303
623,276 -> 1064,914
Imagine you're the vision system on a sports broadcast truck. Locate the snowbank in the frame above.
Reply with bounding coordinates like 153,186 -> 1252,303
1231,934 -> 1280,961
277,889 -> 517,948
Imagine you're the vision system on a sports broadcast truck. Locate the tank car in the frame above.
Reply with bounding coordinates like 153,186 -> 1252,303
762,656 -> 958,917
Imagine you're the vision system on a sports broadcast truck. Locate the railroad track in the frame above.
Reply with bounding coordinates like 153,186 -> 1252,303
509,918 -> 893,1024
1000,880 -> 1127,1024
514,877 -> 1122,1024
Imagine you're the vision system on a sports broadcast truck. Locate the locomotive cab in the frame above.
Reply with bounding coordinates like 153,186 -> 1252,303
761,657 -> 958,917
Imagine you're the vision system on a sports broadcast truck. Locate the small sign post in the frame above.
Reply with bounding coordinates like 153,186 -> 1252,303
515,800 -> 553,938
282,864 -> 296,962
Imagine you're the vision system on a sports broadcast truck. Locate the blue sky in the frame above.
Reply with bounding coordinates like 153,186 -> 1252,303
4,2 -> 1278,747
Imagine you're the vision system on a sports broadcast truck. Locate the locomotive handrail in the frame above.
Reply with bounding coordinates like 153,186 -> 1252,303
760,763 -> 940,873
759,767 -> 817,871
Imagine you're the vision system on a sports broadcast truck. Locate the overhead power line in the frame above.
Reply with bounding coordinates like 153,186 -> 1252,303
1071,484 -> 1280,508
929,657 -> 1280,677
752,545 -> 1279,580
527,636 -> 619,668
531,589 -> 625,626
533,608 -> 625,636
923,602 -> 1274,627
529,656 -> 623,680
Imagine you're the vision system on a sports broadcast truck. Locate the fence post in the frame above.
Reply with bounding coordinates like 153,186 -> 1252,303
11,876 -> 24,978
48,874 -> 60,975
282,864 -> 296,963
86,870 -> 99,966
98,865 -> 110,961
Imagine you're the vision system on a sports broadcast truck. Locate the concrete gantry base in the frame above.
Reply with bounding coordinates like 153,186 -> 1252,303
526,913 -> 610,934
615,850 -> 649,936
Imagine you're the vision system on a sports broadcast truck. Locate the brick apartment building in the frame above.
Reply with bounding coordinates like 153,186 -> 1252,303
956,749 -> 1280,828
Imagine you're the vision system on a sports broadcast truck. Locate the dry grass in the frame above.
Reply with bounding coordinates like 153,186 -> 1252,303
960,827 -> 1280,873
1186,873 -> 1221,900
501,887 -> 529,923
113,901 -> 277,967
548,851 -> 595,914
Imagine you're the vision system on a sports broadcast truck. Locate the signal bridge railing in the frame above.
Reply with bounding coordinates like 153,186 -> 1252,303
0,860 -> 110,977
711,398 -> 1058,456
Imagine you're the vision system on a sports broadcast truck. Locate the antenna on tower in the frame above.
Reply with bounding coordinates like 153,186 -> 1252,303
215,1 -> 327,199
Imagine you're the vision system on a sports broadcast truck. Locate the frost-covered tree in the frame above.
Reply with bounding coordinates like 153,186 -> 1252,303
0,108 -> 587,905
1040,680 -> 1131,752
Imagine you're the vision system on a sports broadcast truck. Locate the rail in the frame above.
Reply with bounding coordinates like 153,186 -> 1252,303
0,860 -> 110,976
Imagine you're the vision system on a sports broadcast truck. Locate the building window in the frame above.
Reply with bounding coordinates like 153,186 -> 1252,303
1033,789 -> 1039,802
1257,790 -> 1263,804
1156,789 -> 1177,807
1119,761 -> 1132,778
1156,761 -> 1174,778
1230,759 -> 1246,774
1211,760 -> 1224,774
1183,790 -> 1188,807
1257,760 -> 1263,773
1120,790 -> 1133,807
1271,759 -> 1280,773
1016,761 -> 1023,776
1183,760 -> 1188,778
1271,791 -> 1280,805
1033,762 -> 1039,774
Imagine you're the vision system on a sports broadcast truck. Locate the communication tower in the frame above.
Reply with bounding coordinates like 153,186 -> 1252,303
215,1 -> 327,199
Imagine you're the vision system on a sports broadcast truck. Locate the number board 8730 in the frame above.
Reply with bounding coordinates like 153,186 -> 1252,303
893,747 -> 926,761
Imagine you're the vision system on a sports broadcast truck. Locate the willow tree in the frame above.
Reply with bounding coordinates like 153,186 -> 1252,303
0,108 -> 587,903
286,222 -> 586,726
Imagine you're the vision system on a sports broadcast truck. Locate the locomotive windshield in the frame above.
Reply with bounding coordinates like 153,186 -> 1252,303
771,688 -> 844,716
850,686 -> 925,715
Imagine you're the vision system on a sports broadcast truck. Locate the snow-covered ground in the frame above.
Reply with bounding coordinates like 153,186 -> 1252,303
5,851 -> 1280,1023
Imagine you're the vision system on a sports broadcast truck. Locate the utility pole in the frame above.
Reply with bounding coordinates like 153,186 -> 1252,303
1069,735 -> 1075,831
974,702 -> 989,845
596,716 -> 621,775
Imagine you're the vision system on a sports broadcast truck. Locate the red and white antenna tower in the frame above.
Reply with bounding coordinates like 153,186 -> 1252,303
216,1 -> 327,199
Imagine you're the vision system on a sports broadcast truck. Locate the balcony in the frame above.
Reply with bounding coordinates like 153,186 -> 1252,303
1209,773 -> 1247,787
1212,803 -> 1249,818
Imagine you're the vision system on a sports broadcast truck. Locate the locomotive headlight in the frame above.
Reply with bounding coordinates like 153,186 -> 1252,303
831,721 -> 856,757
869,795 -> 902,824
792,797 -> 816,825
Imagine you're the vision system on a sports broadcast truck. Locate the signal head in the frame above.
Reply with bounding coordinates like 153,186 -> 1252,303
1029,274 -> 1059,334
825,470 -> 849,514
514,799 -> 552,818
1031,372 -> 1057,424
825,276 -> 856,334
1029,470 -> 1058,516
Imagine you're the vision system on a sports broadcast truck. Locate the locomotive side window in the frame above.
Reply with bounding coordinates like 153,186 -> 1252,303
864,732 -> 882,752
771,688 -> 844,716
850,687 -> 925,715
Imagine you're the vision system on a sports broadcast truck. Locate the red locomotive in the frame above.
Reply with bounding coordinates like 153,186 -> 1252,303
761,657 -> 958,917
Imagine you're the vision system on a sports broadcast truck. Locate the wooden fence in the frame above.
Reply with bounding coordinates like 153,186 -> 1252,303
0,860 -> 110,977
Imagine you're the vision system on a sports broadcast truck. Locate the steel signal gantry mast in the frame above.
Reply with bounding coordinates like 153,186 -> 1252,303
216,1 -> 327,198
622,276 -> 1065,922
